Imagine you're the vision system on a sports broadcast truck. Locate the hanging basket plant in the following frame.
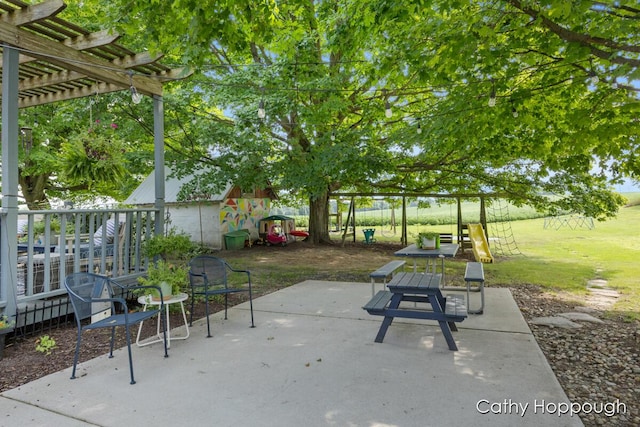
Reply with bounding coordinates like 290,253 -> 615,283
61,120 -> 127,187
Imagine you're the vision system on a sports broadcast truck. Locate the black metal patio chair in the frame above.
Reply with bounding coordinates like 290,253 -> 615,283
188,255 -> 255,337
64,272 -> 169,385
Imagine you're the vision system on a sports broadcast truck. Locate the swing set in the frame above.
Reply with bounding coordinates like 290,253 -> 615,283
414,197 -> 455,243
332,193 -> 501,255
342,197 -> 401,244
380,198 -> 400,237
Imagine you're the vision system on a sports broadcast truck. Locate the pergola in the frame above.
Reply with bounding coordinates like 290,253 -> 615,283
0,0 -> 187,317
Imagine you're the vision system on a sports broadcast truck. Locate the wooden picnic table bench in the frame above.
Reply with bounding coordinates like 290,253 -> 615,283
363,272 -> 468,351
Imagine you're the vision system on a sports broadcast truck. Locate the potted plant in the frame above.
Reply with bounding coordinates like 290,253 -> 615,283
0,314 -> 16,360
138,231 -> 195,301
138,260 -> 189,301
416,231 -> 440,249
32,218 -> 61,244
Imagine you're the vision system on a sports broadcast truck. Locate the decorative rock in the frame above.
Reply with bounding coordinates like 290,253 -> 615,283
586,278 -> 609,288
512,284 -> 640,427
558,312 -> 604,323
573,306 -> 600,314
582,278 -> 621,311
530,316 -> 583,329
587,288 -> 620,298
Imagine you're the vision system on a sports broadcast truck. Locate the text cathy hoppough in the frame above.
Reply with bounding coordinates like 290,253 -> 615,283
476,399 -> 627,418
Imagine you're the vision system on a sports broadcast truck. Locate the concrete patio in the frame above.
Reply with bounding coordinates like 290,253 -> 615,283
0,280 -> 583,426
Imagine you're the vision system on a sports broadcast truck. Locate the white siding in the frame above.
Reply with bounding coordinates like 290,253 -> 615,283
166,204 -> 223,249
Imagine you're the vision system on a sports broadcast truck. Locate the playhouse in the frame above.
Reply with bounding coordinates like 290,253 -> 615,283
257,215 -> 309,246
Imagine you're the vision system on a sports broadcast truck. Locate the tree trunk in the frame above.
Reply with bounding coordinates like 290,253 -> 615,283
308,191 -> 331,244
19,174 -> 50,210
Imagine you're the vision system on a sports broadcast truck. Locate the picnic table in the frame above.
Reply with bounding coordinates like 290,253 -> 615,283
363,271 -> 467,351
394,243 -> 459,285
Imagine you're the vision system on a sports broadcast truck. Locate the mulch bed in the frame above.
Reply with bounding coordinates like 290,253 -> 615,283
0,295 -> 239,392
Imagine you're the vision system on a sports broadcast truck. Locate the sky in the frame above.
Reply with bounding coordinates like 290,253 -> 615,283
615,179 -> 639,193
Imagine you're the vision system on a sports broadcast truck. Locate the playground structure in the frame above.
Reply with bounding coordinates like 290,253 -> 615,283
467,223 -> 494,263
543,214 -> 594,230
329,192 -> 520,260
487,198 -> 523,257
330,193 -> 491,246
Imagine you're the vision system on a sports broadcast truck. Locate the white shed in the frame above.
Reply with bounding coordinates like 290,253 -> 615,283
124,167 -> 276,249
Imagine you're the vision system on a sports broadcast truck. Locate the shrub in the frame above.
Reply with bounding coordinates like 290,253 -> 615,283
141,231 -> 195,262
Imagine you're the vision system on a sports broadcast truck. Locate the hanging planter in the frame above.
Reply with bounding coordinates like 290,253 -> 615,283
62,120 -> 127,187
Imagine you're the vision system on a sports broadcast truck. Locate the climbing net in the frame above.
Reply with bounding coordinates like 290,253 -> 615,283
543,214 -> 594,230
487,199 -> 523,257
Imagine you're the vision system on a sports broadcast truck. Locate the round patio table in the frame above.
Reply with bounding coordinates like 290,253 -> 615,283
136,292 -> 190,349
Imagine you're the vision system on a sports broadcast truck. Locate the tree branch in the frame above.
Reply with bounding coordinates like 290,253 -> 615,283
507,0 -> 640,67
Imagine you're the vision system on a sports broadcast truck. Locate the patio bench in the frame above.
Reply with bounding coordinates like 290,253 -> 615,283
464,261 -> 485,314
445,294 -> 468,319
363,290 -> 394,314
363,290 -> 468,321
439,233 -> 454,244
369,260 -> 406,296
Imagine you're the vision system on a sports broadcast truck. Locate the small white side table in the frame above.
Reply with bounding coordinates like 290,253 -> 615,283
136,292 -> 190,348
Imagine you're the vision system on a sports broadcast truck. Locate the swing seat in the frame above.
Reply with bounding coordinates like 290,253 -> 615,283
363,228 -> 376,244
439,233 -> 453,244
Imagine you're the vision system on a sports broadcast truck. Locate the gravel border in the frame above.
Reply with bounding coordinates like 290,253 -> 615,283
510,284 -> 640,427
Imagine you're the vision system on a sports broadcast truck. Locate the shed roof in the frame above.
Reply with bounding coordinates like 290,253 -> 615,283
124,167 -> 233,205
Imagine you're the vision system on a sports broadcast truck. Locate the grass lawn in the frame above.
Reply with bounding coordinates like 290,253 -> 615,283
496,201 -> 640,321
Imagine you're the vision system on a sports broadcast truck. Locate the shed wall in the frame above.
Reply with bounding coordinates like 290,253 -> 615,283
220,198 -> 271,242
166,203 -> 222,248
164,198 -> 271,249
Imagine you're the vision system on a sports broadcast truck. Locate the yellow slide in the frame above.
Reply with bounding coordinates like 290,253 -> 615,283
467,223 -> 494,263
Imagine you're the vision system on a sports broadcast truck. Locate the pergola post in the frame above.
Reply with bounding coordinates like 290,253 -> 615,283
1,44 -> 20,320
153,95 -> 165,236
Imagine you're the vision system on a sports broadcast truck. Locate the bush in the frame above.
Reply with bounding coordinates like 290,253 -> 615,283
141,231 -> 195,262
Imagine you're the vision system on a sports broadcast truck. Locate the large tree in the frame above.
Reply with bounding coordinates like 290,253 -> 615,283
103,0 -> 638,242
363,0 -> 639,216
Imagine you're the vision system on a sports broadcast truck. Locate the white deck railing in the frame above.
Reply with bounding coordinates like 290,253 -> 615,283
3,208 -> 160,305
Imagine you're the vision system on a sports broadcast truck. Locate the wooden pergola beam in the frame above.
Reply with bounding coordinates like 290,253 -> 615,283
0,29 -> 120,65
0,29 -> 119,64
19,81 -> 120,108
20,52 -> 164,91
0,20 -> 162,97
63,29 -> 121,50
0,0 -> 65,26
